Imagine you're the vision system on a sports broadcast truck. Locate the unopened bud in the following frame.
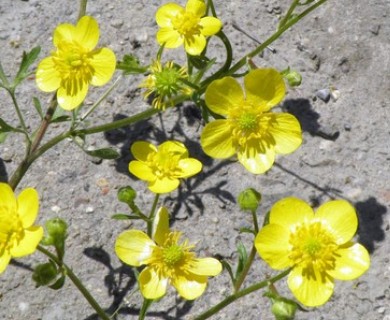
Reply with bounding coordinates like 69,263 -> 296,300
271,299 -> 297,320
118,186 -> 137,205
281,69 -> 302,87
238,188 -> 261,211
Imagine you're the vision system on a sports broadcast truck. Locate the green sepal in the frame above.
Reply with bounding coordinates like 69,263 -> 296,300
220,260 -> 235,286
33,97 -> 44,119
49,275 -> 66,290
235,241 -> 248,280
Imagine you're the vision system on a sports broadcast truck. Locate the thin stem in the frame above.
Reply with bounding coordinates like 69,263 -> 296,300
279,0 -> 300,28
147,194 -> 160,237
37,245 -> 110,320
193,269 -> 291,320
78,0 -> 88,20
8,89 -> 29,139
80,75 -> 123,122
229,0 -> 328,75
139,299 -> 154,320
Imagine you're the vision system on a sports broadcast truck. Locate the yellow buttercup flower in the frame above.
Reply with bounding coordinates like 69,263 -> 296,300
156,0 -> 222,55
0,183 -> 43,274
36,16 -> 116,110
115,207 -> 222,300
201,68 -> 302,174
129,140 -> 202,193
255,197 -> 370,307
139,59 -> 192,110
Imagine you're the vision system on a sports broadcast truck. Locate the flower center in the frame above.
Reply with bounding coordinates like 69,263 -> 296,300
154,65 -> 182,97
52,42 -> 94,96
289,221 -> 338,273
238,112 -> 258,131
147,150 -> 182,179
0,207 -> 24,256
162,244 -> 184,266
172,12 -> 201,37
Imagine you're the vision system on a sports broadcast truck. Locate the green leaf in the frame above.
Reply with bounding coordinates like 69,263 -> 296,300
50,115 -> 71,123
238,227 -> 256,235
0,132 -> 8,143
0,117 -> 23,134
235,242 -> 248,280
111,213 -> 143,220
221,260 -> 235,285
14,46 -> 41,87
33,97 -> 44,119
85,148 -> 120,159
0,61 -> 9,88
117,54 -> 148,75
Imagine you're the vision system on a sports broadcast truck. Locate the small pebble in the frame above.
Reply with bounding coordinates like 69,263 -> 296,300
369,24 -> 380,35
110,19 -> 124,29
51,205 -> 61,213
86,206 -> 94,213
331,89 -> 341,101
316,89 -> 331,102
1,149 -> 14,162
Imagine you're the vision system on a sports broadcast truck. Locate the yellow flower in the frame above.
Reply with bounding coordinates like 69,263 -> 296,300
115,207 -> 222,300
139,60 -> 192,110
0,183 -> 43,274
255,197 -> 370,307
201,68 -> 302,174
129,140 -> 202,194
156,0 -> 222,55
36,16 -> 116,110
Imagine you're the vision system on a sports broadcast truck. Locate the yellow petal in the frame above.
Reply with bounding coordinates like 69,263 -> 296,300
17,188 -> 39,228
287,265 -> 334,307
269,197 -> 314,229
156,3 -> 184,28
188,258 -> 222,276
129,161 -> 156,181
269,113 -> 302,154
0,252 -> 11,274
74,16 -> 99,51
153,207 -> 170,246
244,69 -> 286,111
199,17 -> 222,36
255,224 -> 291,270
201,120 -> 235,158
148,176 -> 180,194
131,141 -> 156,161
90,48 -> 116,86
172,271 -> 208,300
177,158 -> 202,178
315,200 -> 358,244
237,144 -> 275,174
185,0 -> 206,17
157,28 -> 183,48
205,76 -> 243,116
159,140 -> 188,157
139,267 -> 168,299
0,183 -> 16,213
10,226 -> 43,258
115,230 -> 155,267
184,34 -> 206,56
53,23 -> 76,47
57,83 -> 88,110
328,242 -> 370,280
35,57 -> 61,92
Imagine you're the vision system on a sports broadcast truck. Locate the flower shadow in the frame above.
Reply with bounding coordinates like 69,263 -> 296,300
0,158 -> 8,183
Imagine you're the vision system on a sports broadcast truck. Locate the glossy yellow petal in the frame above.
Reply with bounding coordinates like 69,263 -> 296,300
255,224 -> 291,269
328,242 -> 370,280
74,16 -> 99,50
139,267 -> 168,299
185,0 -> 206,16
148,176 -> 180,194
0,183 -> 16,213
129,161 -> 155,181
199,17 -> 222,36
57,83 -> 88,110
115,230 -> 155,267
159,140 -> 188,157
177,158 -> 202,178
35,57 -> 61,92
90,48 -> 116,86
53,23 -> 76,46
315,200 -> 358,244
201,120 -> 235,158
269,197 -> 314,229
153,207 -> 170,246
287,265 -> 334,307
0,252 -> 11,274
205,77 -> 243,116
184,34 -> 206,55
10,226 -> 43,258
156,3 -> 184,28
17,188 -> 39,228
269,113 -> 302,154
131,141 -> 156,162
237,144 -> 275,174
172,271 -> 208,300
188,258 -> 222,276
244,69 -> 286,111
157,28 -> 183,48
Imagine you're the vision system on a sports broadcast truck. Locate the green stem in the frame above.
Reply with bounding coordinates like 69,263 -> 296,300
37,245 -> 110,320
139,299 -> 154,320
147,194 -> 160,237
78,0 -> 88,20
279,0 -> 300,28
193,269 -> 291,320
229,0 -> 328,75
8,89 -> 30,140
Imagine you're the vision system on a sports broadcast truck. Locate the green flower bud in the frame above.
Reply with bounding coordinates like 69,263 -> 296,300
118,186 -> 137,205
281,68 -> 302,87
238,188 -> 261,211
45,218 -> 67,239
32,262 -> 58,287
271,298 -> 298,320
